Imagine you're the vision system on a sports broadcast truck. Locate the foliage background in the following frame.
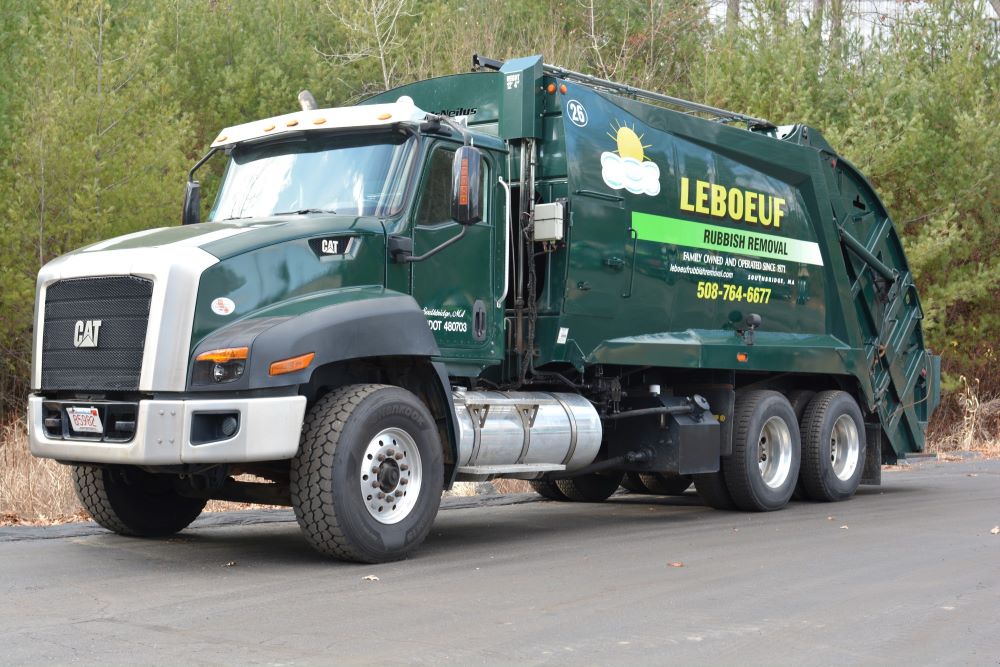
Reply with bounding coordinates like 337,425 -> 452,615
1,0 -> 997,422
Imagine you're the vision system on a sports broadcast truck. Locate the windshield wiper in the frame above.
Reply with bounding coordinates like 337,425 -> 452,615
273,208 -> 337,216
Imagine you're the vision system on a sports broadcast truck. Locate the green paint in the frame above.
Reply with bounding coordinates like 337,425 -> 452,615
631,212 -> 824,265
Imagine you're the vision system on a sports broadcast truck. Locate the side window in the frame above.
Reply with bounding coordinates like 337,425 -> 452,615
415,147 -> 488,226
415,148 -> 456,226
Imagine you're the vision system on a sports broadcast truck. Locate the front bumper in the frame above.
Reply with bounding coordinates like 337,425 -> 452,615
28,395 -> 306,465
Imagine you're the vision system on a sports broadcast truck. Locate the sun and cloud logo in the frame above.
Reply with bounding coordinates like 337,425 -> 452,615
600,121 -> 661,196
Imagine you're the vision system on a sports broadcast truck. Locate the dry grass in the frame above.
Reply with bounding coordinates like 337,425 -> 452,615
0,418 -> 82,525
491,478 -> 533,494
926,376 -> 1000,459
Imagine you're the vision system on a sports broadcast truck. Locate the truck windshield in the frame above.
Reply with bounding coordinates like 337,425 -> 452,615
208,131 -> 416,221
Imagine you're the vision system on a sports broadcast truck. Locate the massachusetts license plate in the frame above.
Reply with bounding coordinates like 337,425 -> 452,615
67,406 -> 104,434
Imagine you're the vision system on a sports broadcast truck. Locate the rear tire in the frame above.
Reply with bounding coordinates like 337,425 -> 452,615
787,390 -> 816,420
620,472 -> 648,494
800,391 -> 866,502
555,472 -> 624,502
72,465 -> 206,537
693,469 -> 736,510
722,390 -> 800,512
290,384 -> 443,563
787,389 -> 816,500
638,473 -> 691,496
528,479 -> 569,500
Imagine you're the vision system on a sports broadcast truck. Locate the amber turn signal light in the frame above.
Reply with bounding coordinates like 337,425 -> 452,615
196,347 -> 249,363
736,352 -> 749,363
269,352 -> 315,376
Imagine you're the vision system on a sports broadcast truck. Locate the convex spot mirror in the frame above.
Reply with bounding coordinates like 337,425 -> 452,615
182,180 -> 201,226
451,145 -> 483,225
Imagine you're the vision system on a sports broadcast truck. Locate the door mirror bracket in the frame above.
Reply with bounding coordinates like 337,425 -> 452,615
392,226 -> 467,264
182,148 -> 219,225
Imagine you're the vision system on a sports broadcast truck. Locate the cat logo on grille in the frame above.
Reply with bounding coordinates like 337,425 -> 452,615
73,320 -> 102,348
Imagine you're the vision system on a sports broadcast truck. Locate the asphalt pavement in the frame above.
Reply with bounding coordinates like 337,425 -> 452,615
1,458 -> 998,666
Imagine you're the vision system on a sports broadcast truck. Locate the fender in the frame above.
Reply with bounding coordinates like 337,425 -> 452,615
188,287 -> 461,483
188,287 -> 440,391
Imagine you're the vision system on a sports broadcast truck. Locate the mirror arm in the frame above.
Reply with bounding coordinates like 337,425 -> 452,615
188,147 -> 220,182
422,113 -> 474,146
396,226 -> 467,263
182,148 -> 219,226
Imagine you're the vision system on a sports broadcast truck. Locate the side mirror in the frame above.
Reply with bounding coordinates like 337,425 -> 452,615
182,180 -> 201,226
451,145 -> 483,225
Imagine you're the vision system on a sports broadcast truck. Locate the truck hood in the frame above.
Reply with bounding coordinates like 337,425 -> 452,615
77,214 -> 389,261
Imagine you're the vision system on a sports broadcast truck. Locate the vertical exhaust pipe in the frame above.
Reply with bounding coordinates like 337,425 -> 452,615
298,90 -> 318,111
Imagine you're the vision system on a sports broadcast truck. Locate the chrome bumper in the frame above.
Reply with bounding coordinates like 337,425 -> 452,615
28,395 -> 306,465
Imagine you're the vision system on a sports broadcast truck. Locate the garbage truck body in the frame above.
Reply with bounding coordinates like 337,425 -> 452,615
28,55 -> 940,562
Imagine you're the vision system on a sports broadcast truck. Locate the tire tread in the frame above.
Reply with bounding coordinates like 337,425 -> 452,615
800,390 -> 865,502
722,390 -> 799,511
289,384 -> 386,562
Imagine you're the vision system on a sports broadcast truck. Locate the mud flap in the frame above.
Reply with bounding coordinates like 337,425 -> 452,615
861,423 -> 882,485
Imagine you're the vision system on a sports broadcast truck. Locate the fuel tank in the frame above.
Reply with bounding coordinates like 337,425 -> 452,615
452,390 -> 602,471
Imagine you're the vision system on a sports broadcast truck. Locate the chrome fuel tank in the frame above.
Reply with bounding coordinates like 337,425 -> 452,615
452,390 -> 602,472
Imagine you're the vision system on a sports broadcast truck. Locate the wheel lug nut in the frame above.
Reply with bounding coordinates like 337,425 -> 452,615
394,490 -> 404,497
377,492 -> 386,499
386,449 -> 395,457
372,466 -> 379,474
377,454 -> 386,461
400,479 -> 409,485
400,464 -> 409,471
371,481 -> 380,488
394,453 -> 404,460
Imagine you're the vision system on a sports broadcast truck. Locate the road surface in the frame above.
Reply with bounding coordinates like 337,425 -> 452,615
1,458 -> 998,666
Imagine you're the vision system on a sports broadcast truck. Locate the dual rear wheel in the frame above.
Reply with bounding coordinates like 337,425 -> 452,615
694,389 -> 865,511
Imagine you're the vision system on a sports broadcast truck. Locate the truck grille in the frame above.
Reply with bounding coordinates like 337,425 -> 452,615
41,276 -> 153,392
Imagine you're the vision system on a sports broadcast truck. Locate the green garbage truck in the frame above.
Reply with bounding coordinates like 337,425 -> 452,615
28,55 -> 940,562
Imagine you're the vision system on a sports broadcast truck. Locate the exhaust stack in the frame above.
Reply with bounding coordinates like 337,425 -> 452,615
297,90 -> 318,111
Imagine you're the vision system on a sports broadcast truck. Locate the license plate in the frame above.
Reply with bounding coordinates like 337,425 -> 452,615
67,407 -> 104,434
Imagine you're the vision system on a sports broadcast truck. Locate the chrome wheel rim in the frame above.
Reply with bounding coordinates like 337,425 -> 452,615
830,414 -> 860,481
359,427 -> 422,524
758,416 -> 793,489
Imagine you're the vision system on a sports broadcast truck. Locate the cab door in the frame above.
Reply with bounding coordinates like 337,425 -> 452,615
410,143 -> 503,366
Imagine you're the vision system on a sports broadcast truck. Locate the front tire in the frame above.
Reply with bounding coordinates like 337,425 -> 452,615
72,465 -> 206,537
799,391 -> 866,502
290,384 -> 443,563
722,390 -> 801,512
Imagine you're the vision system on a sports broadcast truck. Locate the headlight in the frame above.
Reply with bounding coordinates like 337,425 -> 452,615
192,347 -> 248,384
